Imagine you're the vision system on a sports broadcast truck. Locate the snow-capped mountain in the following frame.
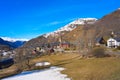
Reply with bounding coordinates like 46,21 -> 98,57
1,37 -> 29,42
43,18 -> 97,38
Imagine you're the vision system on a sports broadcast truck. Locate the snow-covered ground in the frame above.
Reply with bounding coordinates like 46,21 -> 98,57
2,66 -> 71,80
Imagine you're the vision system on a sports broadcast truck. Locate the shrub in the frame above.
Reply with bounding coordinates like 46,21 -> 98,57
117,46 -> 120,50
90,47 -> 106,58
64,48 -> 70,51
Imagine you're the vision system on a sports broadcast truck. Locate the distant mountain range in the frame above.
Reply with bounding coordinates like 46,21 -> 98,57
0,37 -> 27,50
1,37 -> 29,42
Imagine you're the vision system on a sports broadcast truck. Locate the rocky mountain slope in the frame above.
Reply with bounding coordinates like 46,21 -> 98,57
63,9 -> 120,43
92,9 -> 120,37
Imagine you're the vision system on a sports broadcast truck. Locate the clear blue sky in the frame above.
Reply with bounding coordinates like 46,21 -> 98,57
0,0 -> 120,39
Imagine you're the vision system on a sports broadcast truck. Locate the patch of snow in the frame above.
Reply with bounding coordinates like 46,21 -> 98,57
1,37 -> 29,42
35,62 -> 51,66
2,52 -> 8,56
35,63 -> 43,66
2,66 -> 71,80
44,62 -> 51,66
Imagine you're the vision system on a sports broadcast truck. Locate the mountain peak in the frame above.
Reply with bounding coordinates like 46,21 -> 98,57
43,18 -> 97,38
70,18 -> 97,25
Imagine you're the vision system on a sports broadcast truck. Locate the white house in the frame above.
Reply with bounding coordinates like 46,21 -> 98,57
107,38 -> 120,48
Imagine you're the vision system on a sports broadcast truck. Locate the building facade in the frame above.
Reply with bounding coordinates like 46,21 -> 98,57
107,38 -> 120,48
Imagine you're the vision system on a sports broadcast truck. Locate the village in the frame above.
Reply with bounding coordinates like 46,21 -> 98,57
0,30 -> 120,70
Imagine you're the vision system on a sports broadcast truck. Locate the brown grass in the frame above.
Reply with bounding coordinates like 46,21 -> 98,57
1,53 -> 120,80
0,65 -> 19,79
62,57 -> 120,80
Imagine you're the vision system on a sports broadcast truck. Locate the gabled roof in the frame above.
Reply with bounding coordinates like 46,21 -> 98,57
108,37 -> 120,42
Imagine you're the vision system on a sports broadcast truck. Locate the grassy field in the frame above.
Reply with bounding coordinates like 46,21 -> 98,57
1,53 -> 120,80
32,53 -> 120,80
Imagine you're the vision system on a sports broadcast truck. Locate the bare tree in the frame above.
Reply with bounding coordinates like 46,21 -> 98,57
14,47 -> 32,71
76,23 -> 96,57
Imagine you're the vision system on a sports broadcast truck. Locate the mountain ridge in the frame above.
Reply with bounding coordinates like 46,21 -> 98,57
43,18 -> 97,38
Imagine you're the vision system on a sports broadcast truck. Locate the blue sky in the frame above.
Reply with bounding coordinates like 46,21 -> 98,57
0,0 -> 120,39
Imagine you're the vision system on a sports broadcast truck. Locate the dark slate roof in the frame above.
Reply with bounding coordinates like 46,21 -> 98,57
96,37 -> 103,43
114,37 -> 120,42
